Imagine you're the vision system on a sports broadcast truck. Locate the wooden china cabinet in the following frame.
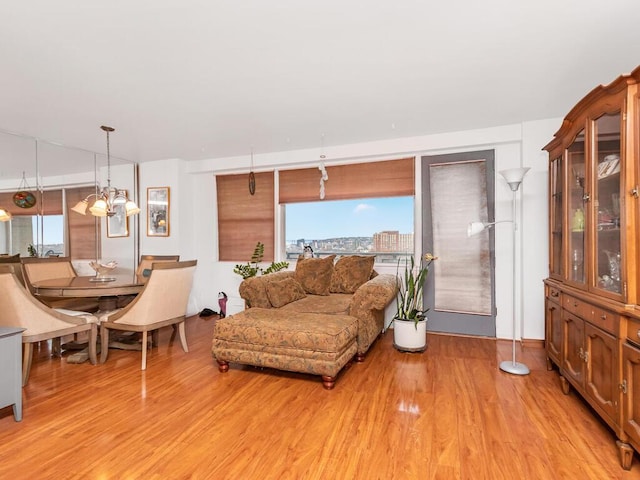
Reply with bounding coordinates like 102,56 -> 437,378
544,65 -> 640,470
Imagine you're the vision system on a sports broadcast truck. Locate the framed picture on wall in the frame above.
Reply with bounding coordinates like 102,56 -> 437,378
147,186 -> 170,237
106,191 -> 129,238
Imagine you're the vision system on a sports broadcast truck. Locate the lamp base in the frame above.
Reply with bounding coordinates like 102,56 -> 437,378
499,360 -> 530,376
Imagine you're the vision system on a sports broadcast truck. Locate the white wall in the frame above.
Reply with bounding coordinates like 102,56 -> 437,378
140,118 -> 561,339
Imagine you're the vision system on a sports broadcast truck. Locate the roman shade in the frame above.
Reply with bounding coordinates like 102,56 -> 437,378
217,172 -> 275,262
0,189 -> 63,215
279,157 -> 414,204
66,187 -> 100,260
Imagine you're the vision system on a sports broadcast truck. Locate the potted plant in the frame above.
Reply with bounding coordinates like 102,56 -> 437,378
233,241 -> 289,279
392,253 -> 437,352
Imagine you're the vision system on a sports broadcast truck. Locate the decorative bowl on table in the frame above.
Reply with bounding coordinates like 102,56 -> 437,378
89,261 -> 117,281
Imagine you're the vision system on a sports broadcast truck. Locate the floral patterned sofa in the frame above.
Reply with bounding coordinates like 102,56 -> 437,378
211,255 -> 397,389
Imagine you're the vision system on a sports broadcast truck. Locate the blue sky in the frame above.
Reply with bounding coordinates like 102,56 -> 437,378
285,197 -> 414,241
34,215 -> 64,244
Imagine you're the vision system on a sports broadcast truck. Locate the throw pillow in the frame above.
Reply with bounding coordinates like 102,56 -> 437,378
330,255 -> 375,293
294,254 -> 336,295
265,278 -> 307,308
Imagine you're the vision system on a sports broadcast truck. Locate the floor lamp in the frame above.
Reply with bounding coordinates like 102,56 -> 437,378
468,167 -> 531,376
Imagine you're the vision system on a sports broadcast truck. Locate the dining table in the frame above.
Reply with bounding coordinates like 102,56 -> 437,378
32,274 -> 145,312
32,274 -> 146,363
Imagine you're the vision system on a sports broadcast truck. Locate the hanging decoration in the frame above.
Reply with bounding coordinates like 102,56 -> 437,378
13,171 -> 36,209
319,163 -> 328,199
248,148 -> 256,195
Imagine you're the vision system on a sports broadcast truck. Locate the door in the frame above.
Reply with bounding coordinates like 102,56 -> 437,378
622,343 -> 640,447
584,322 -> 618,422
422,150 -> 496,337
545,297 -> 562,367
563,312 -> 585,387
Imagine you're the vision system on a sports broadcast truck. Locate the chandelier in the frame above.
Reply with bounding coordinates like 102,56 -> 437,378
72,126 -> 140,217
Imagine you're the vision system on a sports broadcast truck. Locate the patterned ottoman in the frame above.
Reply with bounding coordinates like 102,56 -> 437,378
211,308 -> 358,389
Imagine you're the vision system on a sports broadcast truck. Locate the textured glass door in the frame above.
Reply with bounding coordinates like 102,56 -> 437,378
593,112 -> 622,297
422,151 -> 496,337
549,156 -> 564,279
567,129 -> 586,286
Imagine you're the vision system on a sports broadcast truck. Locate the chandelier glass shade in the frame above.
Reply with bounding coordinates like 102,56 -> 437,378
0,207 -> 11,222
72,126 -> 139,217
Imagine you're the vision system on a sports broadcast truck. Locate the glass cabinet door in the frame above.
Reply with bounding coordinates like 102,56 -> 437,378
549,156 -> 563,278
593,112 -> 622,296
567,129 -> 586,285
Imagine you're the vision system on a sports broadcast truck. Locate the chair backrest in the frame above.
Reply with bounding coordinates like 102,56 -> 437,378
21,257 -> 78,295
111,260 -> 196,326
0,265 -> 92,338
135,255 -> 180,282
0,253 -> 21,264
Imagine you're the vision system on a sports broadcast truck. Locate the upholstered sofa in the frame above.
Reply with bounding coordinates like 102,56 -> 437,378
211,255 -> 397,388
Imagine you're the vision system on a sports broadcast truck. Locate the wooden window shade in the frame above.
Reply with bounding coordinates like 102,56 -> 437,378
279,157 -> 415,204
66,187 -> 100,260
0,189 -> 63,216
217,172 -> 275,262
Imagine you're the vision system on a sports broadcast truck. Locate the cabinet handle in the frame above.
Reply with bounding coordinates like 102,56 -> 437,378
636,330 -> 640,340
551,290 -> 559,297
578,347 -> 584,360
620,380 -> 628,394
574,301 -> 579,307
583,193 -> 590,202
600,314 -> 607,320
631,186 -> 639,198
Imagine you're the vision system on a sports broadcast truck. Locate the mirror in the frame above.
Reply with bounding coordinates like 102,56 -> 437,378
0,129 -> 139,275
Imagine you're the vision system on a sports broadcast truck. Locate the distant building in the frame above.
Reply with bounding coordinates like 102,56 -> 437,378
373,230 -> 413,252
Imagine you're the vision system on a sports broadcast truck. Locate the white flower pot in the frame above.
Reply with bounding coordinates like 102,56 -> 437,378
393,318 -> 427,352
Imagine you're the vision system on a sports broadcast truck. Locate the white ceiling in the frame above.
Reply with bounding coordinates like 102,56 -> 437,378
1,0 -> 640,174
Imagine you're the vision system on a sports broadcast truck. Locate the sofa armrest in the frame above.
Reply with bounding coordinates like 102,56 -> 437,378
349,273 -> 397,355
350,273 -> 397,313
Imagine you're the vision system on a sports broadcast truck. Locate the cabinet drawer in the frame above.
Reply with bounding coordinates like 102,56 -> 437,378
626,317 -> 640,347
547,286 -> 562,304
563,295 -> 592,319
588,306 -> 618,336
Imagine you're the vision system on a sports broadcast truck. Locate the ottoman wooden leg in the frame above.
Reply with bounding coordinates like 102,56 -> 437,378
321,375 -> 336,390
355,353 -> 365,362
217,360 -> 229,373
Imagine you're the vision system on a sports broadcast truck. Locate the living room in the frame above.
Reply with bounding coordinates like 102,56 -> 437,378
2,2 -> 640,477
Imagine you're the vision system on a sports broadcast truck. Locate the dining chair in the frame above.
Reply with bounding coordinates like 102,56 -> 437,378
0,253 -> 21,264
100,260 -> 197,370
135,254 -> 180,283
21,256 -> 99,312
0,264 -> 98,386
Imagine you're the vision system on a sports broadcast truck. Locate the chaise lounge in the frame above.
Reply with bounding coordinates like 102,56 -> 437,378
211,255 -> 397,388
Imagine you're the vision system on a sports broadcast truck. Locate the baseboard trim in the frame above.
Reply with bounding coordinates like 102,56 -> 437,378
427,331 -> 545,349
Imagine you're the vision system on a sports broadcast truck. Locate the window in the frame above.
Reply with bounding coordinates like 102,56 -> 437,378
285,196 -> 414,262
216,158 -> 415,263
280,158 -> 415,262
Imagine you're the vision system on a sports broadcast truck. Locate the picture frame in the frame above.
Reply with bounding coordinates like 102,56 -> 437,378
147,186 -> 170,237
106,191 -> 130,238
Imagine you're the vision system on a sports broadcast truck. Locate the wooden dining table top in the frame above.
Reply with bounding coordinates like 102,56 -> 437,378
32,274 -> 145,298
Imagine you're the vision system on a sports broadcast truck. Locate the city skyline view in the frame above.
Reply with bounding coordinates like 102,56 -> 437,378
285,197 -> 414,243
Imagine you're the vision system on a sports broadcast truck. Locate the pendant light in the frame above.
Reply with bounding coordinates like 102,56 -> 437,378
72,126 -> 140,217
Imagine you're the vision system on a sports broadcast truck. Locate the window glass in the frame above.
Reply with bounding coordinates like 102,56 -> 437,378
0,214 -> 64,257
285,196 -> 414,263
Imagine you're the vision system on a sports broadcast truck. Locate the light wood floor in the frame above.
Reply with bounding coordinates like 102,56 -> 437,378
1,316 -> 639,479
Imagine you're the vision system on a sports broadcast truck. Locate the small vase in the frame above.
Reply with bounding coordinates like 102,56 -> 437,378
393,318 -> 427,352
